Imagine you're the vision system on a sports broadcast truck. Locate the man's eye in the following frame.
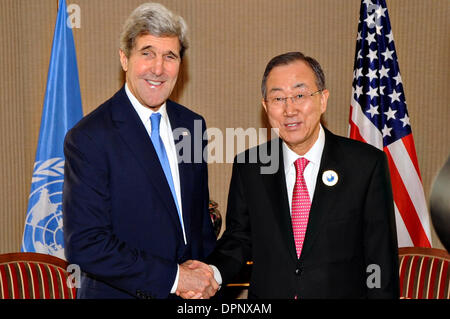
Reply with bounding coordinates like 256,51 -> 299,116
295,94 -> 304,99
142,51 -> 154,57
274,97 -> 284,102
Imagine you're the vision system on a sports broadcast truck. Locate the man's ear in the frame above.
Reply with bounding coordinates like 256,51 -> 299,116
262,98 -> 268,113
119,49 -> 128,72
320,89 -> 330,114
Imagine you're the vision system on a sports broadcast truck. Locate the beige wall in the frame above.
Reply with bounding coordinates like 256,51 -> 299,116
0,0 -> 448,253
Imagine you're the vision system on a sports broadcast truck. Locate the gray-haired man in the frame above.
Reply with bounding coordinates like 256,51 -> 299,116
63,2 -> 218,299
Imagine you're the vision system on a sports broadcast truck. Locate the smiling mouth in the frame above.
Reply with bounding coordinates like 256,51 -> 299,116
285,122 -> 300,128
146,80 -> 164,87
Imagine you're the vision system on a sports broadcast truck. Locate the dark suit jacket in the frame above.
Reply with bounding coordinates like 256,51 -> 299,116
208,128 -> 399,299
63,87 -> 216,299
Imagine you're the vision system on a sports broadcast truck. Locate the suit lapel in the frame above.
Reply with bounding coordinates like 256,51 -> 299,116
300,128 -> 344,261
110,88 -> 183,238
262,139 -> 298,262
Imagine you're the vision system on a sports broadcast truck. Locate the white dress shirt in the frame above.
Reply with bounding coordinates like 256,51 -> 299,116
283,125 -> 325,212
124,84 -> 185,294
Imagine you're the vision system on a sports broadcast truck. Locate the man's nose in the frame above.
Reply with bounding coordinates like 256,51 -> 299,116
151,56 -> 164,76
284,99 -> 298,116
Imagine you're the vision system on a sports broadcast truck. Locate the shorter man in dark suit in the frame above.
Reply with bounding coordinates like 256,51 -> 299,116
206,52 -> 399,299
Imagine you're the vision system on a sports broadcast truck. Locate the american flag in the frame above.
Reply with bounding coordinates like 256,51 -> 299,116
348,0 -> 431,247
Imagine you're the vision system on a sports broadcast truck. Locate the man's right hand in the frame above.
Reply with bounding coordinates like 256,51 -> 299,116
176,260 -> 219,299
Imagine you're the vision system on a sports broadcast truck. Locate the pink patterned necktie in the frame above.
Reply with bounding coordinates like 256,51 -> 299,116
291,157 -> 311,259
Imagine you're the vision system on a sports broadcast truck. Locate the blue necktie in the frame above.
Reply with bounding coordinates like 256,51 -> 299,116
150,113 -> 182,226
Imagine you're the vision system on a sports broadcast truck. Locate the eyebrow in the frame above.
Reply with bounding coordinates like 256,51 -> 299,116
268,83 -> 307,94
268,87 -> 283,94
138,45 -> 180,58
292,83 -> 307,90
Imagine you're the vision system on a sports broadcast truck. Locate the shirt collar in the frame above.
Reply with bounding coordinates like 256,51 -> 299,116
125,83 -> 169,126
283,124 -> 325,174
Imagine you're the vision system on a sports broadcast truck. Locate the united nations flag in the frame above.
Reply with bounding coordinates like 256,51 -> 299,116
21,0 -> 83,259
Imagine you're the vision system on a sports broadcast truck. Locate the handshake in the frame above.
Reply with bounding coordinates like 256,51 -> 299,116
175,260 -> 220,299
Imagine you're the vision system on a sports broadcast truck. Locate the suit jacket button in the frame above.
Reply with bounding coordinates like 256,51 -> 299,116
295,268 -> 300,275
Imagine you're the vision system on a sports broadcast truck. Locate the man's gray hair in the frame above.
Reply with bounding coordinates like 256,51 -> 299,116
120,2 -> 189,58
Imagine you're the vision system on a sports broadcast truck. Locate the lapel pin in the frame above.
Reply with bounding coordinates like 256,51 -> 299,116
182,131 -> 189,136
322,170 -> 338,187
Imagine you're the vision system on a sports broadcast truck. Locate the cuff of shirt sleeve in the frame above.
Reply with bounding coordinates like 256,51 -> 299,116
209,264 -> 223,287
170,265 -> 180,294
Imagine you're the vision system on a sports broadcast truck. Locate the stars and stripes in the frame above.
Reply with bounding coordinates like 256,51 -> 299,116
349,0 -> 431,247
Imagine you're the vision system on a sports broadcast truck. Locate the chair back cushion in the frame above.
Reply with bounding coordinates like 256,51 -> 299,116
399,247 -> 449,299
0,253 -> 76,299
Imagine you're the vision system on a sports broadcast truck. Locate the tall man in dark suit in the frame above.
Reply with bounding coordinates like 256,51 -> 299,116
207,52 -> 399,299
63,3 -> 218,299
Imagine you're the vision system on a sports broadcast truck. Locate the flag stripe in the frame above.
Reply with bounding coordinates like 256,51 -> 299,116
387,139 -> 431,243
384,148 -> 431,247
394,203 -> 414,247
349,99 -> 383,149
401,133 -> 422,181
349,105 -> 369,143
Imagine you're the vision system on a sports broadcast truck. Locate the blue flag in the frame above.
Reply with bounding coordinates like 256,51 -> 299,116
21,0 -> 83,259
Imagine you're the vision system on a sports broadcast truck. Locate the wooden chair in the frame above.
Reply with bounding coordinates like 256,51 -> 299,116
0,252 -> 76,299
398,247 -> 449,299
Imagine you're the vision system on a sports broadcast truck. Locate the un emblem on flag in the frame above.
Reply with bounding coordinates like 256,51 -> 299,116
22,158 -> 65,259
